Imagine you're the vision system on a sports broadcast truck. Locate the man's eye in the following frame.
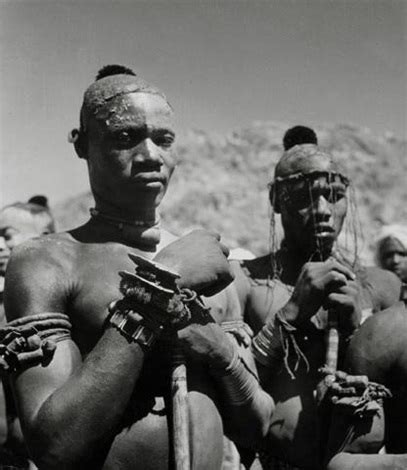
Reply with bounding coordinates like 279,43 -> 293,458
154,135 -> 174,148
283,191 -> 311,210
116,131 -> 131,143
110,131 -> 134,147
327,190 -> 346,203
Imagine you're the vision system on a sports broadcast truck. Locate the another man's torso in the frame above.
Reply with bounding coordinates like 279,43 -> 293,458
232,253 -> 399,469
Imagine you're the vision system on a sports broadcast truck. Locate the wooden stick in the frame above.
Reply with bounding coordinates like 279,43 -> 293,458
325,309 -> 339,372
171,346 -> 190,470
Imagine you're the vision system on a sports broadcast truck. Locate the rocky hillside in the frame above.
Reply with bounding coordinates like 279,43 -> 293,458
54,122 -> 407,262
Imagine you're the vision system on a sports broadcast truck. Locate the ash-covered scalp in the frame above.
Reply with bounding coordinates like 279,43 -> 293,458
275,126 -> 346,180
80,65 -> 169,132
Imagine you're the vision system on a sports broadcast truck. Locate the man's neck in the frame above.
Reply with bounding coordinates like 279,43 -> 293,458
93,197 -> 158,224
278,240 -> 332,282
73,196 -> 161,250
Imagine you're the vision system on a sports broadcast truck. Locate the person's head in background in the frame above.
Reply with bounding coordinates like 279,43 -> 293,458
375,224 -> 407,283
0,196 -> 55,280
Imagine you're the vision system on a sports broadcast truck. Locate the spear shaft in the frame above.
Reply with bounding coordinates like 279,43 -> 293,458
171,346 -> 190,470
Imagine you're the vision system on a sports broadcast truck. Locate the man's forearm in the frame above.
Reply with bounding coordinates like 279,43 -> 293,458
26,327 -> 145,469
210,342 -> 274,446
222,387 -> 274,446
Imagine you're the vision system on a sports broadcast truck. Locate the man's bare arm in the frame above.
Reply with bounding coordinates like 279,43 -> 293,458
5,243 -> 147,469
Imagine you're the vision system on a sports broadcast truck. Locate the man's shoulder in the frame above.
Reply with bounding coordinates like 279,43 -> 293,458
16,232 -> 76,249
347,301 -> 407,380
10,232 -> 76,268
4,234 -> 77,322
358,265 -> 401,293
240,254 -> 274,282
357,265 -> 401,310
359,265 -> 398,281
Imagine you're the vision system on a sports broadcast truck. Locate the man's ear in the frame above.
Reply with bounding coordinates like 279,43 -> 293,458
269,183 -> 281,213
69,129 -> 88,160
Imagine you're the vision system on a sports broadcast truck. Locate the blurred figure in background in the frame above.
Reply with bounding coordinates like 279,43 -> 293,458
375,224 -> 407,301
0,196 -> 55,304
0,195 -> 55,469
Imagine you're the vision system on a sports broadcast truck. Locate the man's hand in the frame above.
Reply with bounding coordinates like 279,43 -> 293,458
177,323 -> 235,368
284,259 -> 356,325
153,230 -> 233,296
324,280 -> 362,334
316,366 -> 369,405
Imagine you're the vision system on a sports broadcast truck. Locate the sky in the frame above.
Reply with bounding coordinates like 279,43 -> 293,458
0,0 -> 406,206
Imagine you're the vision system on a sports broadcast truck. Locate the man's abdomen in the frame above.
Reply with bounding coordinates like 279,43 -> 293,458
103,392 -> 224,470
263,383 -> 319,469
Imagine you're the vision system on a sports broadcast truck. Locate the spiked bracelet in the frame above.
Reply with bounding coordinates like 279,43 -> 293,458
107,253 -> 214,350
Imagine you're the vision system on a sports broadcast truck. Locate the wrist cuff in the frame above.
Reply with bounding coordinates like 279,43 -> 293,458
108,308 -> 160,350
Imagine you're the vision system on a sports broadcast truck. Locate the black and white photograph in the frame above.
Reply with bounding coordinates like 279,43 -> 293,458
0,1 -> 406,469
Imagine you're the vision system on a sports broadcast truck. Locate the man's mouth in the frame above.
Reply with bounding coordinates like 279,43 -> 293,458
313,224 -> 335,236
131,172 -> 166,185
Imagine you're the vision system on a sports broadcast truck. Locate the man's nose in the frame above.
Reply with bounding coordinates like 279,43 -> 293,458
133,138 -> 163,165
314,195 -> 331,219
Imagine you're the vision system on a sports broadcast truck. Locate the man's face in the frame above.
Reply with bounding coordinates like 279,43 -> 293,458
86,92 -> 176,209
379,237 -> 407,282
277,156 -> 348,258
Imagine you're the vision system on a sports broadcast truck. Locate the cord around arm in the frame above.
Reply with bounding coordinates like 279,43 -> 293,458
0,313 -> 71,374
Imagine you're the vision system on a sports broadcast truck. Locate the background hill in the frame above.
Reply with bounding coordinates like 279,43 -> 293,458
54,122 -> 407,263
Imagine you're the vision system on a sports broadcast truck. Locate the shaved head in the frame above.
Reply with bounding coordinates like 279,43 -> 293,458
275,144 -> 345,181
80,69 -> 169,132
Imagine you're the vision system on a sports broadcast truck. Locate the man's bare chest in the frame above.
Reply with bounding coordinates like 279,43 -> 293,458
68,245 -> 155,353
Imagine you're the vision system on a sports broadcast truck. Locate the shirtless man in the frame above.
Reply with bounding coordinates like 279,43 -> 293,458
231,127 -> 402,469
3,66 -> 272,470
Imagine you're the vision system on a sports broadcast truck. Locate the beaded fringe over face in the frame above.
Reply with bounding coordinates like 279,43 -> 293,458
268,170 -> 363,280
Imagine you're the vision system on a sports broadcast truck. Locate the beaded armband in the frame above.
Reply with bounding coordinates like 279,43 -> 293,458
108,253 -> 214,350
252,309 -> 310,379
